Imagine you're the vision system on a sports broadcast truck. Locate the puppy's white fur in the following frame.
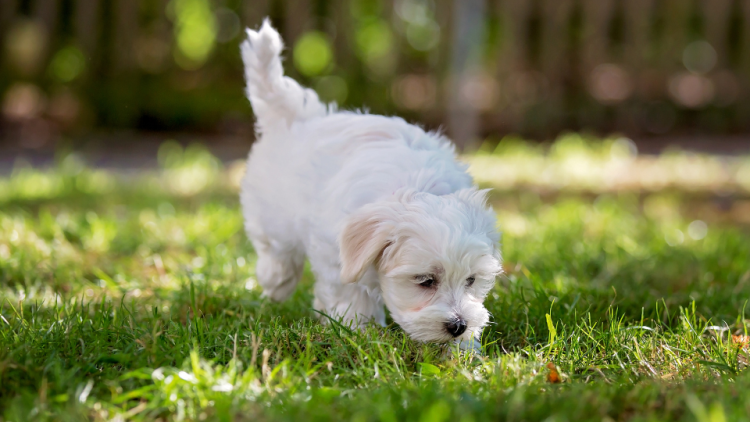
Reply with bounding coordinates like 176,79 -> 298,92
240,20 -> 502,345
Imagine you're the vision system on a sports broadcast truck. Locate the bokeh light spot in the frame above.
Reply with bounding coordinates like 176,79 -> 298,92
355,20 -> 393,62
5,20 -> 47,76
687,220 -> 708,240
215,7 -> 240,43
392,74 -> 436,110
668,73 -> 714,108
169,0 -> 217,70
683,41 -> 717,75
588,64 -> 632,104
665,229 -> 685,246
135,35 -> 170,73
293,32 -> 333,77
396,0 -> 434,24
315,75 -> 348,104
49,46 -> 86,82
2,83 -> 44,120
406,20 -> 440,51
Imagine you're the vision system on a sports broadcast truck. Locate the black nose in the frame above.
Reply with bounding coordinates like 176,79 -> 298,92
444,318 -> 467,337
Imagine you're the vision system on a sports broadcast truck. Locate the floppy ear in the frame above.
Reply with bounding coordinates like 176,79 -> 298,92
339,207 -> 394,284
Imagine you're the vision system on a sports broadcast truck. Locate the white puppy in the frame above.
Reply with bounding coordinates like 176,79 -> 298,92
239,20 -> 502,347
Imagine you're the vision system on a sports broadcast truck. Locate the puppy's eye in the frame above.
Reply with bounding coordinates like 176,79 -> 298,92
466,276 -> 476,287
418,277 -> 436,288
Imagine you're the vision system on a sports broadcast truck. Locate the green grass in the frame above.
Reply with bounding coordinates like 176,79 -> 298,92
2,141 -> 750,421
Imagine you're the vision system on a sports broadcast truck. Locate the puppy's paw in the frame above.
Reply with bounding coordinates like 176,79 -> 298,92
441,337 -> 482,359
458,337 -> 482,355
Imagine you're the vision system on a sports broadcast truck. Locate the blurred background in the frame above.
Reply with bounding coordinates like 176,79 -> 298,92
1,0 -> 750,167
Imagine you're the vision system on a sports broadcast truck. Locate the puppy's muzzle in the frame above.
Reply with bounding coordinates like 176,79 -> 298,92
444,317 -> 467,337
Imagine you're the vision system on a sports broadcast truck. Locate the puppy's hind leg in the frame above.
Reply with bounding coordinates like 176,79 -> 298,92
253,239 -> 305,302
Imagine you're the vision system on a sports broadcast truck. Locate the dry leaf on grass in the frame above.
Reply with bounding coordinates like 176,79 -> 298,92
732,335 -> 750,349
547,362 -> 562,383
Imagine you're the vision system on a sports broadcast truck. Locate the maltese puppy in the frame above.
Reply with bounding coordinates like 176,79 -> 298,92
239,20 -> 502,348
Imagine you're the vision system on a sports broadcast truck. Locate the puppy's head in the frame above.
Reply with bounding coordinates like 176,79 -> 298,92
339,188 -> 502,343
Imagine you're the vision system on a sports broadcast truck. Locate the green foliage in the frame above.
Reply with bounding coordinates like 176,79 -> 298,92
1,145 -> 750,420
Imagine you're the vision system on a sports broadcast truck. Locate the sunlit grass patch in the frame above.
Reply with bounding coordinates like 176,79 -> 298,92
468,134 -> 750,196
1,139 -> 750,421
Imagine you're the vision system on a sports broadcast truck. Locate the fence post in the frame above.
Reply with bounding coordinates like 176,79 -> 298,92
284,0 -> 311,79
448,0 -> 486,150
740,1 -> 750,97
284,0 -> 311,44
113,0 -> 138,72
701,0 -> 733,68
623,0 -> 655,71
32,0 -> 59,67
33,0 -> 59,36
243,0 -> 270,29
621,0 -> 656,133
0,0 -> 18,57
434,0 -> 455,79
0,0 -> 17,29
330,0 -> 353,71
581,0 -> 615,70
660,0 -> 692,70
539,0 -> 574,75
497,0 -> 532,74
539,0 -> 574,134
75,0 -> 101,59
493,0 -> 534,133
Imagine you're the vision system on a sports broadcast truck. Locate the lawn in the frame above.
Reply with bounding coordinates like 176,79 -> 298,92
2,137 -> 750,421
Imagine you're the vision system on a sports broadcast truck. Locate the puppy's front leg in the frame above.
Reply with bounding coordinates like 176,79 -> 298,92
312,267 -> 385,330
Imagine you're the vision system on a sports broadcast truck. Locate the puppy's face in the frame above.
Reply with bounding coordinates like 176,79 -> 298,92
340,188 -> 502,343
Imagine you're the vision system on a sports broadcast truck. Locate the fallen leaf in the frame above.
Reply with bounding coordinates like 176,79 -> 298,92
419,363 -> 441,376
547,362 -> 561,383
732,335 -> 750,349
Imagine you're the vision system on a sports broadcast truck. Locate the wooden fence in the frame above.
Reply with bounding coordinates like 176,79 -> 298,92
1,0 -> 750,146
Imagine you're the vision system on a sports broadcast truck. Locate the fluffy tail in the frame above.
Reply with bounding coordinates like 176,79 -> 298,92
241,19 -> 328,129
